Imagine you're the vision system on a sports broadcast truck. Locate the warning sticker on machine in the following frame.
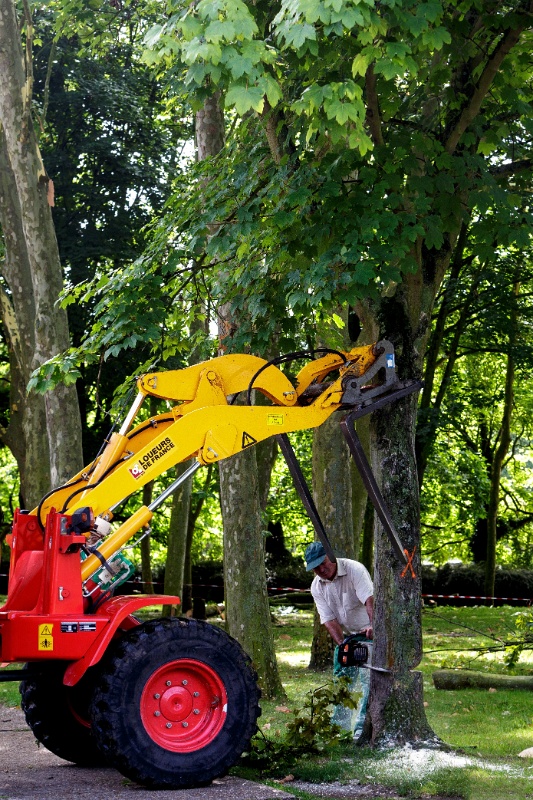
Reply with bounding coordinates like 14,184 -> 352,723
38,623 -> 54,651
267,414 -> 284,426
242,431 -> 257,448
129,436 -> 176,479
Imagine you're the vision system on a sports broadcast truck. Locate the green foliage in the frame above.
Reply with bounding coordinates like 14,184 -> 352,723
243,676 -> 357,773
28,0 -> 533,398
503,608 -> 533,668
48,0 -> 532,366
421,338 -> 533,566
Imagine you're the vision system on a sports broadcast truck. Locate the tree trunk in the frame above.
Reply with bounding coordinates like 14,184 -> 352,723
0,0 -> 83,493
160,102 -> 226,616
369,390 -> 438,745
140,479 -> 155,594
182,463 -> 215,616
308,607 -> 334,671
255,437 -> 278,514
309,413 -> 354,669
359,497 -> 375,574
351,415 -> 372,560
0,133 -> 50,507
195,93 -> 225,161
164,462 -> 194,615
359,259 -> 451,747
485,280 -> 519,597
220,442 -> 285,699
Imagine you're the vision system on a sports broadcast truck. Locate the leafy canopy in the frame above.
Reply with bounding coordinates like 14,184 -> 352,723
30,0 -> 533,382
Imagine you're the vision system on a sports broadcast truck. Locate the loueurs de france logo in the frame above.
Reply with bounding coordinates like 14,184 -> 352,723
129,437 -> 175,479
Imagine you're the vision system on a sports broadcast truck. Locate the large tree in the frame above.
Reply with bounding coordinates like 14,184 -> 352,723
0,0 -> 83,504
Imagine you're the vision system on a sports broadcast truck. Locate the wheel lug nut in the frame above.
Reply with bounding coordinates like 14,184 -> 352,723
193,691 -> 199,696
182,722 -> 189,728
166,722 -> 172,729
193,709 -> 200,715
166,680 -> 172,686
154,711 -> 161,717
154,693 -> 160,699
182,679 -> 188,685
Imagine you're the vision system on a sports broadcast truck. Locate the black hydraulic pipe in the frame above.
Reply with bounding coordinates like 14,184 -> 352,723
276,433 -> 337,564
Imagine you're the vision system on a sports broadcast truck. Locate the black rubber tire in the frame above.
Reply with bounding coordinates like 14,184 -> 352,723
90,617 -> 261,788
20,661 -> 107,766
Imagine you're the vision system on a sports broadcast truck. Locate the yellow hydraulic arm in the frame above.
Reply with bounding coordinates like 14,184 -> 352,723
33,341 -> 409,582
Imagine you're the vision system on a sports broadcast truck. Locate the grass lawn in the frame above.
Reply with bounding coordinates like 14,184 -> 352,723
255,604 -> 533,799
1,599 -> 533,798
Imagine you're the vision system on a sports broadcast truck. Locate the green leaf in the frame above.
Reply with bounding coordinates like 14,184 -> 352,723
352,52 -> 370,77
204,19 -> 237,42
225,84 -> 266,114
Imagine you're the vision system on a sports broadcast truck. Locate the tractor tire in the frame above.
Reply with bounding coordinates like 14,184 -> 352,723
20,661 -> 107,766
90,617 -> 261,789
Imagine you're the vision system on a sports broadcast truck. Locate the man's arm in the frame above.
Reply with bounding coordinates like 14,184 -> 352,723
361,596 -> 373,639
324,619 -> 345,645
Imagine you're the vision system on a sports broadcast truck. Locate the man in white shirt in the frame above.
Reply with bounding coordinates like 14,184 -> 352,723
305,541 -> 373,742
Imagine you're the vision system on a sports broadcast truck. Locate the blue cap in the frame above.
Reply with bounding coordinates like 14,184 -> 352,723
305,541 -> 327,571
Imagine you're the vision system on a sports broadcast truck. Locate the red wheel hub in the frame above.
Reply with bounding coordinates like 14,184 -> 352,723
140,659 -> 228,752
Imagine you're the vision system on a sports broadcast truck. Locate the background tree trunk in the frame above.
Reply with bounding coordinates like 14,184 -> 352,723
164,462 -> 194,615
351,416 -> 372,562
485,280 -> 519,596
359,498 -> 375,574
0,0 -> 82,494
140,479 -> 155,595
220,440 -> 285,699
0,134 -> 50,507
309,413 -> 354,669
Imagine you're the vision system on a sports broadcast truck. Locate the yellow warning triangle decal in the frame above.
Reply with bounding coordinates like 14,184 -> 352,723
40,625 -> 52,635
242,431 -> 257,448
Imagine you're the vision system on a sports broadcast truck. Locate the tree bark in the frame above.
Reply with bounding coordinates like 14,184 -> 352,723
369,389 -> 438,746
140,479 -> 155,595
485,280 -> 519,596
164,462 -> 194,615
0,0 -> 82,496
0,133 -> 50,507
220,440 -> 285,698
309,413 -> 354,669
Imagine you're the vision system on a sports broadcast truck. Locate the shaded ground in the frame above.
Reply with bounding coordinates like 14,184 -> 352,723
1,705 -> 460,800
0,705 -> 287,800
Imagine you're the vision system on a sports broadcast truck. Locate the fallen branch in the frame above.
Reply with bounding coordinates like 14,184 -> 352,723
433,669 -> 533,691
